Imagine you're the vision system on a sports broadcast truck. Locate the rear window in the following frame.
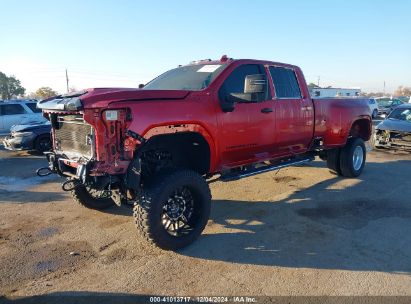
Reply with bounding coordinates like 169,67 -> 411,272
269,67 -> 301,98
143,64 -> 227,91
26,103 -> 42,113
0,104 -> 26,115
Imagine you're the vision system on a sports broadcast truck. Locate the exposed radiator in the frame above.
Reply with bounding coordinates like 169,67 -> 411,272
55,116 -> 93,158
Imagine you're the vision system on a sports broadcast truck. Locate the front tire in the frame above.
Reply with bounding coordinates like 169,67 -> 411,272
340,137 -> 366,177
133,170 -> 211,250
71,182 -> 115,210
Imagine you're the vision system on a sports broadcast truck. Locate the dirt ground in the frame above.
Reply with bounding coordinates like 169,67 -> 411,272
0,141 -> 410,298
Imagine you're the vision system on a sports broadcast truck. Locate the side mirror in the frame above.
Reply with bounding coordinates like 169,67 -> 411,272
244,74 -> 266,94
138,84 -> 145,89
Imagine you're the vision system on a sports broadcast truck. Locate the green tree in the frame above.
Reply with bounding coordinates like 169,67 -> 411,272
0,72 -> 26,99
34,87 -> 58,100
307,82 -> 320,88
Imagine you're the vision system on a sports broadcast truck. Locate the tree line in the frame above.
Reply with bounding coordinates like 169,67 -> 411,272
0,71 -> 58,100
2,72 -> 410,100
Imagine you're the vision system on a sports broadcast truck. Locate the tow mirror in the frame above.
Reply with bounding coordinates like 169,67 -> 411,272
244,74 -> 266,94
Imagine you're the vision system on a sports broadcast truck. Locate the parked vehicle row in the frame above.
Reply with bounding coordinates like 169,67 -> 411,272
374,104 -> 411,151
0,99 -> 46,135
375,97 -> 404,117
368,98 -> 379,119
0,99 -> 51,153
3,121 -> 52,153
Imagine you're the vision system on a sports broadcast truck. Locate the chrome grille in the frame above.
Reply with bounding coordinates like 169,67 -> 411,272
55,116 -> 93,158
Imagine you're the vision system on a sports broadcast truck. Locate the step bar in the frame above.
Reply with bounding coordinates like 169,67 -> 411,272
217,156 -> 315,182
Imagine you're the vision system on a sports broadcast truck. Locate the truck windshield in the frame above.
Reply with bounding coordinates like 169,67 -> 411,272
143,64 -> 227,91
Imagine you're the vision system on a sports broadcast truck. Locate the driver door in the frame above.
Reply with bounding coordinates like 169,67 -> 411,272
216,64 -> 276,167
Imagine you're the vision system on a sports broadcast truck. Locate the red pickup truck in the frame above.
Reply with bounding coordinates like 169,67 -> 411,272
37,56 -> 371,250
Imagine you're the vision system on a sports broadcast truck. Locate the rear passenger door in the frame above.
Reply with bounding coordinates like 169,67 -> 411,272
0,104 -> 28,133
269,66 -> 314,155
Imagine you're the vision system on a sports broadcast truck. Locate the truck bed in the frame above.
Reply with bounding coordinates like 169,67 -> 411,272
312,98 -> 371,147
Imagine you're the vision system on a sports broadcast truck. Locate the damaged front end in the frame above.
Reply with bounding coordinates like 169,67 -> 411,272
36,92 -> 144,206
375,129 -> 411,151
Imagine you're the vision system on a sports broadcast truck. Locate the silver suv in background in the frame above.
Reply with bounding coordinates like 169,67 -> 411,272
368,98 -> 379,118
0,100 -> 46,135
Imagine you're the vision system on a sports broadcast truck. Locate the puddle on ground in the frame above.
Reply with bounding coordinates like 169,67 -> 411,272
0,175 -> 56,192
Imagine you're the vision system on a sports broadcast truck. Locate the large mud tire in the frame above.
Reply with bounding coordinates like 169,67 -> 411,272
71,183 -> 115,210
133,170 -> 211,250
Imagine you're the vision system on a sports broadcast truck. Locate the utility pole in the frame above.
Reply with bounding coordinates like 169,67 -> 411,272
317,76 -> 320,87
383,81 -> 386,96
65,68 -> 69,93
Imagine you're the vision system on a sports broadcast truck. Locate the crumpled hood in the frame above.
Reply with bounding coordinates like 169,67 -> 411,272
38,88 -> 191,111
376,119 -> 411,133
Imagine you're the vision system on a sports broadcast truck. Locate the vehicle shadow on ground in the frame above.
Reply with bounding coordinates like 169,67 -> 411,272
181,160 -> 411,273
0,189 -> 67,203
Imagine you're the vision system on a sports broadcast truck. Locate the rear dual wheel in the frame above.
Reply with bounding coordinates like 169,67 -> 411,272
326,137 -> 366,177
340,137 -> 366,177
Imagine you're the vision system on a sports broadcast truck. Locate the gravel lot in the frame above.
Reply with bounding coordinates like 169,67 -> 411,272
0,136 -> 410,298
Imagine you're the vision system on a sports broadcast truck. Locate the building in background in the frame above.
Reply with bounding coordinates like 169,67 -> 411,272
309,86 -> 361,98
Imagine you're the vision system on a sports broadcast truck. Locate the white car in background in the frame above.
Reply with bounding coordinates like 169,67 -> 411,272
0,100 -> 46,135
368,98 -> 379,119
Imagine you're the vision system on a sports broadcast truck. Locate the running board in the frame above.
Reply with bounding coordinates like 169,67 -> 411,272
219,156 -> 314,182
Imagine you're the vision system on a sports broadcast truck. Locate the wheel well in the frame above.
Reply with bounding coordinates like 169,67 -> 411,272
139,132 -> 211,175
349,119 -> 371,141
34,133 -> 51,148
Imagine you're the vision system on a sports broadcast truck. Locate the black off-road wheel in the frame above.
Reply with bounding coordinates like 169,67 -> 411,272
133,170 -> 211,250
326,148 -> 342,176
339,137 -> 366,178
71,182 -> 115,210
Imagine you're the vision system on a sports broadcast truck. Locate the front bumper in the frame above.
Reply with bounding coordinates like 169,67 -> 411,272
374,130 -> 411,151
3,134 -> 36,151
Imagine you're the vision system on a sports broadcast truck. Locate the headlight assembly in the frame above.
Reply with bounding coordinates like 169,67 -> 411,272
65,97 -> 83,111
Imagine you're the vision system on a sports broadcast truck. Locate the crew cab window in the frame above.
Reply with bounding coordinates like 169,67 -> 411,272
219,64 -> 269,103
26,103 -> 42,113
269,67 -> 302,99
0,104 -> 26,115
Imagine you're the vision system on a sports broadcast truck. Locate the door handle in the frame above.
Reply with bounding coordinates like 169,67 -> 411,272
261,108 -> 273,113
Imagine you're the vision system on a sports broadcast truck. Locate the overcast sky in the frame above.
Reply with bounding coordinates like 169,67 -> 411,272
1,0 -> 410,94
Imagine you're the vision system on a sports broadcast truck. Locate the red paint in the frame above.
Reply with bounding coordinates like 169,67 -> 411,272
43,59 -> 371,176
